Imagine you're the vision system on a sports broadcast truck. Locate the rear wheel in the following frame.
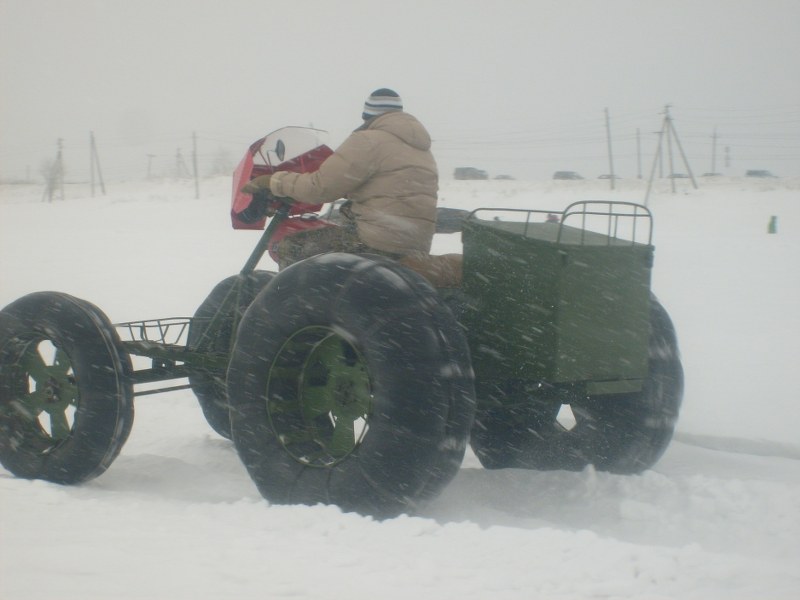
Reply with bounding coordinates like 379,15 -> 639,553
0,292 -> 134,483
470,298 -> 683,474
227,253 -> 476,517
187,271 -> 274,438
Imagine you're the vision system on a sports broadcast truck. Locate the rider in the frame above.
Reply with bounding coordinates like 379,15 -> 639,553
241,89 -> 438,269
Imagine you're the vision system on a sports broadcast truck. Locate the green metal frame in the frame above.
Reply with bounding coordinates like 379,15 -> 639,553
116,206 -> 291,396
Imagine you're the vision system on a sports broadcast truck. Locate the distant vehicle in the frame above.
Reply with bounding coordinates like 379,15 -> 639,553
494,174 -> 515,180
454,167 -> 489,180
553,171 -> 583,180
702,173 -> 722,177
668,173 -> 689,179
746,170 -> 777,178
598,174 -> 621,180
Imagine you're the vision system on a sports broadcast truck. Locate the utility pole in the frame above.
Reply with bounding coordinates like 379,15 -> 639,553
89,131 -> 106,196
710,127 -> 718,174
665,108 -> 676,193
669,107 -> 697,185
43,139 -> 65,203
604,107 -> 615,190
652,129 -> 664,178
636,128 -> 642,179
192,131 -> 200,199
57,138 -> 64,201
90,134 -> 94,194
646,125 -> 665,205
645,105 -> 698,205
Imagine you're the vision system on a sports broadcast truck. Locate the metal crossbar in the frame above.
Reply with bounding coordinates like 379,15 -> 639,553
467,201 -> 653,247
560,201 -> 653,246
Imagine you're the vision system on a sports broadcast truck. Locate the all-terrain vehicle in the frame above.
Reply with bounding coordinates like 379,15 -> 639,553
0,127 -> 683,517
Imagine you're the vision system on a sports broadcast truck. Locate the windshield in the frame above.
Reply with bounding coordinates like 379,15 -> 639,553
253,127 -> 329,170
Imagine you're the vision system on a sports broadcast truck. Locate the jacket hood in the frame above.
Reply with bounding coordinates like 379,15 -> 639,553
365,112 -> 432,151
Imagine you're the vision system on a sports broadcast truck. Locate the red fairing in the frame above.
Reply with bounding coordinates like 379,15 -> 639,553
230,130 -> 334,230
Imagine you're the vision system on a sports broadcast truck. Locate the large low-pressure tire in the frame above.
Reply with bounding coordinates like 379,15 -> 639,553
0,292 -> 134,483
187,271 -> 275,439
227,253 -> 476,518
470,297 -> 684,474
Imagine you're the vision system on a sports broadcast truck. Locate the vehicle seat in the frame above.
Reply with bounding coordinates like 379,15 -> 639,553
399,253 -> 463,288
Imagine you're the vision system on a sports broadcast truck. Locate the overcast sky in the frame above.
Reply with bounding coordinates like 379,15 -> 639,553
1,0 -> 798,182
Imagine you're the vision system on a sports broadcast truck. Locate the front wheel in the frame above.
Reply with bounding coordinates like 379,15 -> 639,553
227,253 -> 476,517
187,271 -> 275,439
0,292 -> 134,483
470,297 -> 684,474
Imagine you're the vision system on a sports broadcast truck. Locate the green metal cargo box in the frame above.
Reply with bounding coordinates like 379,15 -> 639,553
461,202 -> 654,394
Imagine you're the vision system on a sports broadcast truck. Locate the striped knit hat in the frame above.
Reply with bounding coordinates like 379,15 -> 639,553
362,88 -> 403,120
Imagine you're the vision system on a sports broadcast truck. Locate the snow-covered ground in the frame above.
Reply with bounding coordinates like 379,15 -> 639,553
1,175 -> 798,599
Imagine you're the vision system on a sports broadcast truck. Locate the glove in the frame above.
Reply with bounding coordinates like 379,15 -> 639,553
236,194 -> 270,223
241,174 -> 272,195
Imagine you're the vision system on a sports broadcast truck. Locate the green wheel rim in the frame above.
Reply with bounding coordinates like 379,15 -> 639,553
266,327 -> 372,467
6,338 -> 79,445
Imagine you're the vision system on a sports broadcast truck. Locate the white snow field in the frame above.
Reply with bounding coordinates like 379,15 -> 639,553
1,175 -> 799,599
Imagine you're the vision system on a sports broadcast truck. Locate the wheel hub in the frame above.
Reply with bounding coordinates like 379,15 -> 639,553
15,340 -> 78,441
267,327 -> 371,467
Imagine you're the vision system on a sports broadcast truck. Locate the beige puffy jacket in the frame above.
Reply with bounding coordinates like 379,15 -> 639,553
269,112 -> 438,255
